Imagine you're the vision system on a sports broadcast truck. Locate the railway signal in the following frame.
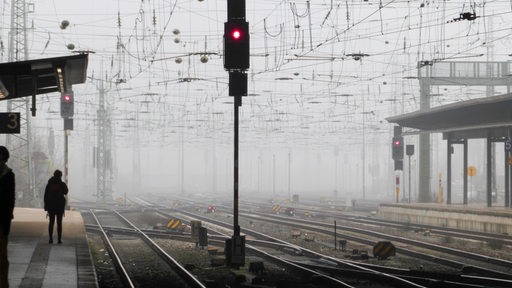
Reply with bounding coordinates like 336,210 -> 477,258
392,136 -> 404,160
60,91 -> 74,118
224,19 -> 249,70
225,0 -> 249,269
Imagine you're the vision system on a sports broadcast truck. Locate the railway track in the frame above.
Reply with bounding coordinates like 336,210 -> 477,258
154,208 -> 423,288
162,206 -> 511,288
131,198 -> 425,287
86,209 -> 206,288
112,197 -> 512,287
148,196 -> 512,286
275,203 -> 512,247
236,200 -> 512,265
85,206 -> 358,288
180,199 -> 512,274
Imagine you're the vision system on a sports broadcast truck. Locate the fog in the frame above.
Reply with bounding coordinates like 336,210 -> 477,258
1,1 -> 511,203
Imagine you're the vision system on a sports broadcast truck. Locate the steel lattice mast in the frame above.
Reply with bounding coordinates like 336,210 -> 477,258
7,0 -> 36,207
96,81 -> 113,203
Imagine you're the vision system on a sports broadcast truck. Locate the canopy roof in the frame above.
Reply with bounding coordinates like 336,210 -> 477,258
0,54 -> 88,100
386,93 -> 512,140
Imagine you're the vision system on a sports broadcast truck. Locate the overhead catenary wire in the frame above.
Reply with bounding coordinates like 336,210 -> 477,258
9,1 -> 512,192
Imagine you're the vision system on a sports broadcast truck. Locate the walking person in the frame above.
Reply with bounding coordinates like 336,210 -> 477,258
0,146 -> 15,288
44,170 -> 68,244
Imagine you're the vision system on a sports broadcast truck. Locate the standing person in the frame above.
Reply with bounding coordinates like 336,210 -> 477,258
0,146 -> 15,288
44,170 -> 68,244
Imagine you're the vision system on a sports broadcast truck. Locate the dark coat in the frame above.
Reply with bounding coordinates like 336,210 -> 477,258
0,164 -> 15,236
44,176 -> 68,214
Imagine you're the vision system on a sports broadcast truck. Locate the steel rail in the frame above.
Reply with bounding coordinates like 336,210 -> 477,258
89,209 -> 136,288
171,208 -> 426,288
240,211 -> 512,279
237,199 -> 512,245
112,210 -> 207,288
86,223 -> 512,288
168,212 -> 358,288
288,205 -> 512,245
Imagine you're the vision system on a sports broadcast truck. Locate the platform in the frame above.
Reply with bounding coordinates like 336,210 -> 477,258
378,203 -> 512,234
7,207 -> 97,288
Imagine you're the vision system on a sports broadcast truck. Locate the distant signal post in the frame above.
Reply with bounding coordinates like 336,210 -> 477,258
393,126 -> 403,203
61,90 -> 74,185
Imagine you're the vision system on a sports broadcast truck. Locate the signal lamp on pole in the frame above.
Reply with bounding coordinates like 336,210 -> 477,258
224,19 -> 249,70
392,136 -> 404,160
60,91 -> 74,118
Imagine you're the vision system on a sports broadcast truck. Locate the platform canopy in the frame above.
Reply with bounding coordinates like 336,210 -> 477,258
386,93 -> 512,140
0,54 -> 88,100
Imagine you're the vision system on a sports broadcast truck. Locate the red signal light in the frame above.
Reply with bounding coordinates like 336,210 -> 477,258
224,20 -> 249,70
61,91 -> 74,118
392,136 -> 404,161
231,29 -> 242,40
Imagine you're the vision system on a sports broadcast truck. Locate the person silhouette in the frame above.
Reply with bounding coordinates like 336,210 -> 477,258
44,170 -> 68,244
0,146 -> 15,288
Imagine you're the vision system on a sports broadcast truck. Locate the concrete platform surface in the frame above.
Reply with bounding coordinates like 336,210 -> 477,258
378,203 -> 512,234
7,207 -> 97,288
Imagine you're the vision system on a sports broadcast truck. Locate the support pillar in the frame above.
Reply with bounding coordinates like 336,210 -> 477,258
463,139 -> 468,205
447,140 -> 452,205
505,142 -> 510,207
418,79 -> 431,202
487,137 -> 493,207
